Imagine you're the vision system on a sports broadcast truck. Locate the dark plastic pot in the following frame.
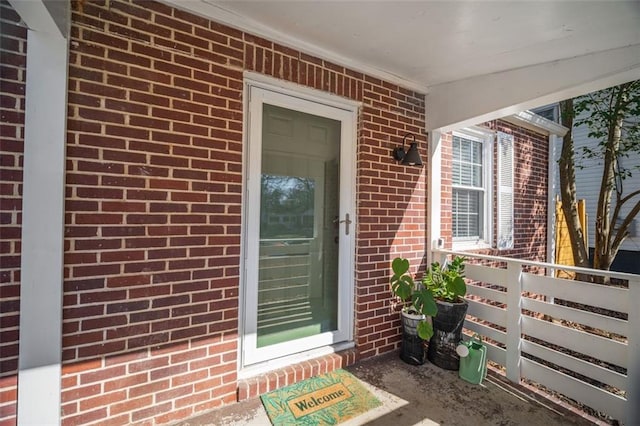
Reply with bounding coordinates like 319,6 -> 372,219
400,310 -> 426,365
427,299 -> 469,370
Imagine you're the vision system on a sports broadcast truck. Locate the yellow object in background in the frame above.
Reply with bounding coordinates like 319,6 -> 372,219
555,199 -> 587,279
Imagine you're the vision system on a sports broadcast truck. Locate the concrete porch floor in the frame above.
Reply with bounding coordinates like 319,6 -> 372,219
175,351 -> 604,426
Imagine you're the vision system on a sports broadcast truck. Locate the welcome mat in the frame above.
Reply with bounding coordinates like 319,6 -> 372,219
260,369 -> 381,425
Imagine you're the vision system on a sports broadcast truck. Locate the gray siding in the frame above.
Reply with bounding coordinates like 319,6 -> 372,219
570,114 -> 640,253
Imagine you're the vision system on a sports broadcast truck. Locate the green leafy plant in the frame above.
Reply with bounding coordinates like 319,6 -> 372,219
391,256 -> 468,339
390,257 -> 437,340
390,257 -> 414,302
422,256 -> 467,302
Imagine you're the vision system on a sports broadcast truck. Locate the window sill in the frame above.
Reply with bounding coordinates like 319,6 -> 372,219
452,241 -> 493,252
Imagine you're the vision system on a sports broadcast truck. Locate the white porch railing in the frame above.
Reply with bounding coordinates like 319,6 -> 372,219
432,249 -> 640,425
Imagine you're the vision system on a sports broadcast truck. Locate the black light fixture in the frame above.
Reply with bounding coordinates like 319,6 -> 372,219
392,133 -> 423,166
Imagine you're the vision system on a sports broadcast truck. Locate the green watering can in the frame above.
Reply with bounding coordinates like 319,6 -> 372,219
456,334 -> 488,385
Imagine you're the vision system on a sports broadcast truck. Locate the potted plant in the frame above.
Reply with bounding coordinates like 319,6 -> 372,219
422,255 -> 468,370
390,257 -> 437,365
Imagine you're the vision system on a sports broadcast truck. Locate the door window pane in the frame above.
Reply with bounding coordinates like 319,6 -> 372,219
257,104 -> 341,348
260,175 -> 315,239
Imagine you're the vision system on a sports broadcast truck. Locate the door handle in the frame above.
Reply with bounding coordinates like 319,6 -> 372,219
333,213 -> 352,235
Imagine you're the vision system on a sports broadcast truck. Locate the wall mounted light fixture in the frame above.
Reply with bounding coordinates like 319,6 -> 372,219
392,133 -> 423,166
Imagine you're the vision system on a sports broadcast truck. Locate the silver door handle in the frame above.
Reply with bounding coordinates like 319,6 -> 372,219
333,213 -> 352,235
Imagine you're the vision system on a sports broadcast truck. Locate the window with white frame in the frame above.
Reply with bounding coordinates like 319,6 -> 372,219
452,130 -> 492,247
451,129 -> 514,250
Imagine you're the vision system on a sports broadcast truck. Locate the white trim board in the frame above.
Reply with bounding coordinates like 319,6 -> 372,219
503,111 -> 568,137
12,1 -> 69,424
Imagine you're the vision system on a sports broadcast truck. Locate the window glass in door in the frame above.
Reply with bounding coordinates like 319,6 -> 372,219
257,104 -> 341,347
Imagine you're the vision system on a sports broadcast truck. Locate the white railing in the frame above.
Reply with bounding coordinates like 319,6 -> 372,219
432,249 -> 640,425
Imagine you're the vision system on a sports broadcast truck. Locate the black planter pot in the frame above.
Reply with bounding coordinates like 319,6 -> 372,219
427,299 -> 469,370
400,310 -> 426,365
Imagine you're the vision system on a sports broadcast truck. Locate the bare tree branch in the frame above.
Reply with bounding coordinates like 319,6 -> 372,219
620,188 -> 640,204
611,198 -> 640,255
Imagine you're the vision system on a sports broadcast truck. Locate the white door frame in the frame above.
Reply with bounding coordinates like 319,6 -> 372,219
240,73 -> 359,373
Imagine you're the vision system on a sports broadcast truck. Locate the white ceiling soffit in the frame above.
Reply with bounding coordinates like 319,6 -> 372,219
163,0 -> 640,129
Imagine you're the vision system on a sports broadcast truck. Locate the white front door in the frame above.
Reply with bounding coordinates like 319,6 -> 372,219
243,83 -> 356,367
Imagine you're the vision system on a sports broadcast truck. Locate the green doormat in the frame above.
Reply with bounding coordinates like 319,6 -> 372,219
260,369 -> 381,425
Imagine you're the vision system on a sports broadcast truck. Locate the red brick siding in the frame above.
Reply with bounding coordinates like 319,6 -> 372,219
0,1 -> 26,424
237,350 -> 357,401
355,88 -> 426,359
440,120 -> 549,262
440,132 -> 454,244
62,0 -> 426,424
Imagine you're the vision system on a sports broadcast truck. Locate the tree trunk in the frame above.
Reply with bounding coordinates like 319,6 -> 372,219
558,99 -> 590,270
592,85 -> 626,273
558,100 -> 596,284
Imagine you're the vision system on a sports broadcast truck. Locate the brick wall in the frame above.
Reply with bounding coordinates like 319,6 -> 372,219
0,1 -> 26,424
0,0 -> 553,423
440,120 -> 549,262
61,0 -> 426,424
355,88 -> 426,359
